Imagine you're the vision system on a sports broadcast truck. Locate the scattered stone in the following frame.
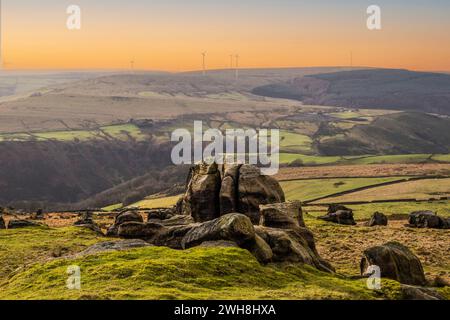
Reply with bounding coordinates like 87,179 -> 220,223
360,242 -> 427,286
7,219 -> 42,229
401,285 -> 445,300
155,215 -> 194,227
327,204 -> 351,214
367,212 -> 388,227
182,213 -> 255,249
318,210 -> 356,226
106,209 -> 144,236
259,201 -> 305,229
408,211 -> 449,229
73,211 -> 103,235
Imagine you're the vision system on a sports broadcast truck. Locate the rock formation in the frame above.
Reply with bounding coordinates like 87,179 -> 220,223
181,163 -> 285,224
367,212 -> 388,227
106,163 -> 332,272
360,242 -> 426,286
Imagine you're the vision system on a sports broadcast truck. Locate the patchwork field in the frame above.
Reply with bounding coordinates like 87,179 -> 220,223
281,177 -> 407,202
317,178 -> 450,203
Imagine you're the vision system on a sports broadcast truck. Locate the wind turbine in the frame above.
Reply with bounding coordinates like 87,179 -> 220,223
201,52 -> 207,76
235,54 -> 239,81
229,54 -> 233,69
130,59 -> 135,73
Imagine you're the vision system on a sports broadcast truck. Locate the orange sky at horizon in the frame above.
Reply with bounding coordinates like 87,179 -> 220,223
2,1 -> 450,72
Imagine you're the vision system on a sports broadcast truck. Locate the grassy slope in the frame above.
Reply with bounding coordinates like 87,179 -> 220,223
0,227 -> 104,283
132,195 -> 181,209
281,177 -> 406,202
0,227 -> 402,300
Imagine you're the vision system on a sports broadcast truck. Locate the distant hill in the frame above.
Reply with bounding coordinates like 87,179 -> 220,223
317,112 -> 450,156
252,69 -> 450,115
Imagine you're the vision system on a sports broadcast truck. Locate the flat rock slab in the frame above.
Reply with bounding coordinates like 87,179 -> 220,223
76,239 -> 153,257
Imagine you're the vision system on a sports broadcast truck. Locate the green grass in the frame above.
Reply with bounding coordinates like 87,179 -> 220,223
281,177 -> 406,202
102,203 -> 123,211
0,124 -> 147,142
0,237 -> 402,300
0,227 -> 104,284
280,153 -> 450,165
132,195 -> 181,209
279,131 -> 313,153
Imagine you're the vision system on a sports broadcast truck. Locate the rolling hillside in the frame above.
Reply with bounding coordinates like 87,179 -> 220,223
252,69 -> 450,115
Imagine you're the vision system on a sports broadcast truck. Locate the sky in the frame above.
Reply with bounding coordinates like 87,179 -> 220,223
2,0 -> 450,71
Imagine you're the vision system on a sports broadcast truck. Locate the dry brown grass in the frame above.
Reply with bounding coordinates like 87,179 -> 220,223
308,218 -> 450,284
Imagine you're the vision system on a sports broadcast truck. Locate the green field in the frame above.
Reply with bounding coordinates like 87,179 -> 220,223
279,131 -> 313,153
0,226 -> 403,300
281,177 -> 407,202
0,124 -> 147,142
280,153 -> 450,165
132,195 -> 181,209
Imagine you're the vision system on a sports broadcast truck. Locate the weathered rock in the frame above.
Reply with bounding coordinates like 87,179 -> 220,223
219,164 -> 241,214
318,210 -> 356,226
77,239 -> 152,257
367,212 -> 388,227
0,215 -> 5,229
182,163 -> 222,222
408,211 -> 448,229
7,219 -> 42,229
328,204 -> 351,214
152,225 -> 195,249
106,210 -> 144,236
260,201 -> 305,229
181,213 -> 255,249
401,285 -> 445,300
147,208 -> 175,221
198,240 -> 239,248
360,242 -> 426,286
255,226 -> 334,272
117,222 -> 164,239
181,163 -> 285,224
241,234 -> 273,264
237,165 -> 285,224
153,214 -> 194,227
73,211 -> 103,234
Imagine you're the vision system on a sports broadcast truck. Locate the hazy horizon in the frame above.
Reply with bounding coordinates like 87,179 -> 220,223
2,0 -> 450,72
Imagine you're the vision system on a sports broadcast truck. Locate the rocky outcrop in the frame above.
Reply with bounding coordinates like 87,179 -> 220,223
360,242 -> 426,286
408,211 -> 449,229
318,209 -> 356,226
106,210 -> 144,236
182,213 -> 255,249
181,163 -> 285,224
367,212 -> 388,227
7,219 -> 42,229
0,215 -> 5,229
260,201 -> 305,229
107,163 -> 332,272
